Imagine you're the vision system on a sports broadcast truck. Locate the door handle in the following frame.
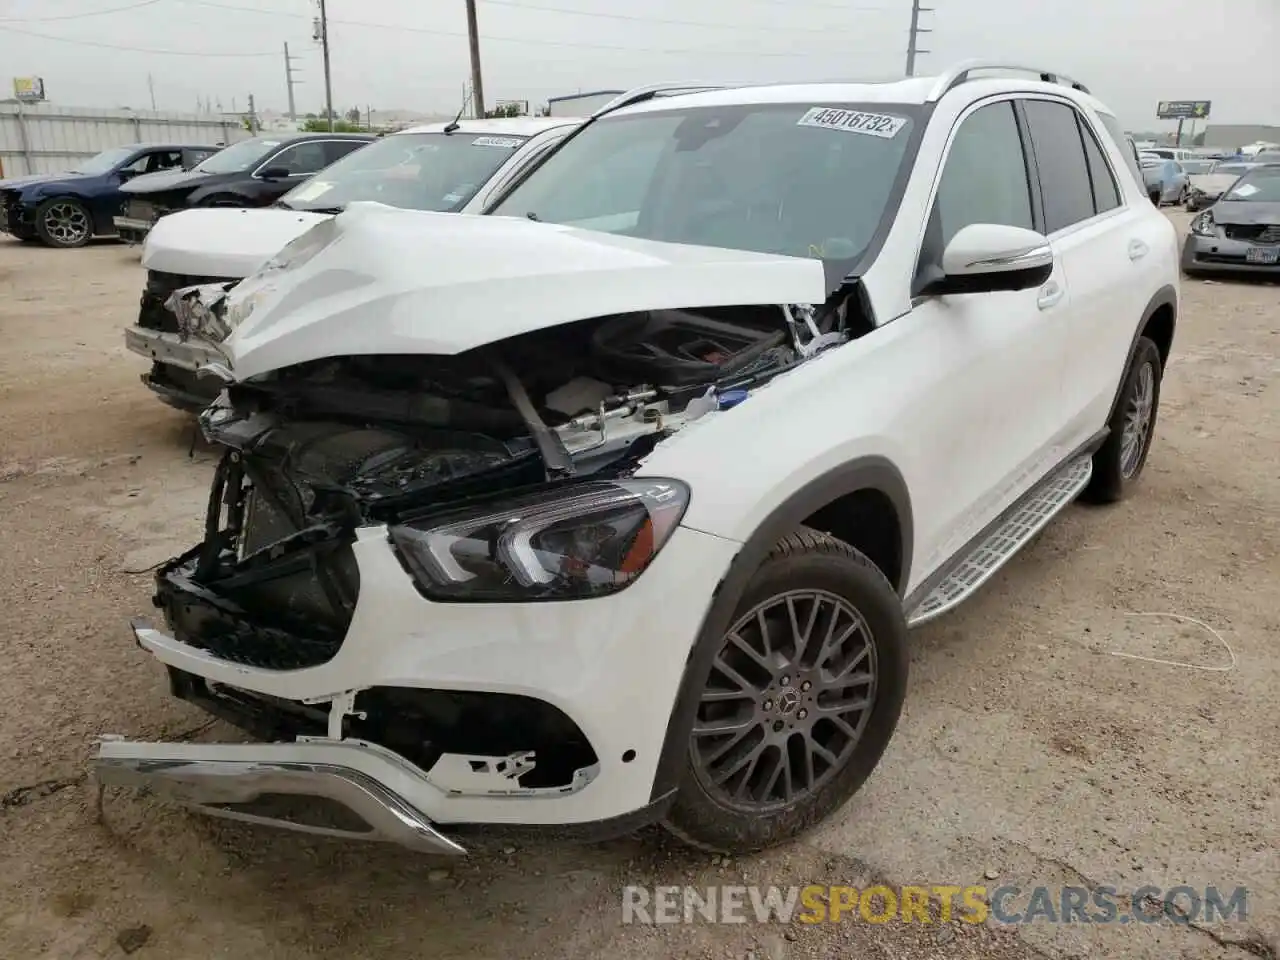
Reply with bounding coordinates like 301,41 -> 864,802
1128,239 -> 1149,260
1037,281 -> 1064,311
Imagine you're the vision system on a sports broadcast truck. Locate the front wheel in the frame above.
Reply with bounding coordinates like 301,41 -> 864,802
1084,336 -> 1163,503
34,197 -> 93,247
661,528 -> 908,853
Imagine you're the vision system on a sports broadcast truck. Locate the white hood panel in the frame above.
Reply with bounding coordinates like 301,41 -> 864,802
220,202 -> 829,380
142,207 -> 331,279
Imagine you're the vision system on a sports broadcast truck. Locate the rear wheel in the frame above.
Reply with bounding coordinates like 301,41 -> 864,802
34,197 -> 92,247
662,528 -> 908,853
1084,336 -> 1162,503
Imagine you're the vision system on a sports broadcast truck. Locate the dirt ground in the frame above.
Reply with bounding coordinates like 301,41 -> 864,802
0,216 -> 1277,960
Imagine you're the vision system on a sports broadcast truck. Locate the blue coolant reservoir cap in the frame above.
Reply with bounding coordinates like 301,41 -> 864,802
717,389 -> 749,410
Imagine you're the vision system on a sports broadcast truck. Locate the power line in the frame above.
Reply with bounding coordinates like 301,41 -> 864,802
170,0 -> 893,58
476,0 -> 898,35
0,0 -> 162,22
0,23 -> 278,56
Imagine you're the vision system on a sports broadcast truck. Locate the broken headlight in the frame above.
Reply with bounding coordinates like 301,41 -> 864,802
389,479 -> 690,601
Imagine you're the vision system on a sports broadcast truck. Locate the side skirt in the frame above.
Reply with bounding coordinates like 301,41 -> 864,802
904,430 -> 1107,628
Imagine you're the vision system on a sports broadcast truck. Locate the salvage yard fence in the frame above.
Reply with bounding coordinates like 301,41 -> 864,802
0,103 -> 253,177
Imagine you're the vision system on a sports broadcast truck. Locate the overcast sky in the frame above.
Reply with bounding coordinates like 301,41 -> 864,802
0,0 -> 1276,130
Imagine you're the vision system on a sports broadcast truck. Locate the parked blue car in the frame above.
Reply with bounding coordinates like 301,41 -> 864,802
1139,156 -> 1189,206
0,143 -> 220,247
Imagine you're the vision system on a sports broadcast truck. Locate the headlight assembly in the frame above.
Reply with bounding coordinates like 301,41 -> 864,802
389,478 -> 691,602
1190,211 -> 1216,237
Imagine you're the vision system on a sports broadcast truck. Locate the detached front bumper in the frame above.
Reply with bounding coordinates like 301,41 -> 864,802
1182,232 -> 1280,274
95,523 -> 740,850
95,731 -> 467,855
124,326 -> 225,410
113,215 -> 154,244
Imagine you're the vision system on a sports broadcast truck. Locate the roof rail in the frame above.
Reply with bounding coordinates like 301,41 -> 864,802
591,82 -> 731,119
926,59 -> 1090,101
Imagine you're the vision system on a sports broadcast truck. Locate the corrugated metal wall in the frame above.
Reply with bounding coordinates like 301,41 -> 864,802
0,103 -> 254,177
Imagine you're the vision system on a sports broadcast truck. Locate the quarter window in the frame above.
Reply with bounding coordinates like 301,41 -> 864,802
935,100 -> 1034,246
1022,100 -> 1097,233
1078,118 -> 1121,213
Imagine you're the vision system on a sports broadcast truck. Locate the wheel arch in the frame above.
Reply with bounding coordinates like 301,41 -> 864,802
648,455 -> 913,803
1107,284 -> 1177,424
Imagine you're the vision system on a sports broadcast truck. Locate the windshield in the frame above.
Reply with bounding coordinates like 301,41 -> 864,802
491,102 -> 916,262
69,146 -> 138,175
1213,163 -> 1252,176
194,137 -> 282,174
279,131 -> 529,213
1223,166 -> 1280,202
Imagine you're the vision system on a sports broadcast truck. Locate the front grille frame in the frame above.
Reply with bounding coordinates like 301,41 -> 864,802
1222,224 -> 1280,244
137,269 -> 236,333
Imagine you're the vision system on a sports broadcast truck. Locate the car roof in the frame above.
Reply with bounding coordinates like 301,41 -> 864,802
609,74 -> 1114,118
117,142 -> 223,151
278,132 -> 376,141
391,116 -> 583,137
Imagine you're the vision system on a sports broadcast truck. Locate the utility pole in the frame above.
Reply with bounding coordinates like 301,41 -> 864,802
283,42 -> 301,123
247,93 -> 258,133
464,0 -> 485,118
147,73 -> 157,111
905,0 -> 933,77
317,0 -> 334,130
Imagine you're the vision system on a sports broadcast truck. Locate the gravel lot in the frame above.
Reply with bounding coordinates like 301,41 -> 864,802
0,215 -> 1276,960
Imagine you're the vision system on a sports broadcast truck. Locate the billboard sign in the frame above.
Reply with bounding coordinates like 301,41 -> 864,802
12,77 -> 46,101
1156,100 -> 1210,120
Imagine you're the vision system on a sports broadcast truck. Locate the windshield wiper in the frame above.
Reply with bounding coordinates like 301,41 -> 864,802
526,211 -> 540,221
273,199 -> 295,210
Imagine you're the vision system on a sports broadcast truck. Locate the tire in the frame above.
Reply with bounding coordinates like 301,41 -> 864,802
34,197 -> 93,248
661,527 -> 909,853
1083,336 -> 1162,503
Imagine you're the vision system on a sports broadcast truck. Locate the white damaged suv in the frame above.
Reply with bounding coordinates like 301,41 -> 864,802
96,63 -> 1179,855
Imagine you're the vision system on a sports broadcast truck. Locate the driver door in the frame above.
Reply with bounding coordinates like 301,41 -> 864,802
905,98 -> 1069,573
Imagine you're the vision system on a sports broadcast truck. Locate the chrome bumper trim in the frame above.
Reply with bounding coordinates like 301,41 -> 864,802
93,739 -> 466,855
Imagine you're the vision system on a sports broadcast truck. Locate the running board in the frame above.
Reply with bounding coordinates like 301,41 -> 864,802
906,455 -> 1093,628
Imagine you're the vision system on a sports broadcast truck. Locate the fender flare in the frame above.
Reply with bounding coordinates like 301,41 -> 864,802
1105,283 -> 1177,423
647,455 -> 913,803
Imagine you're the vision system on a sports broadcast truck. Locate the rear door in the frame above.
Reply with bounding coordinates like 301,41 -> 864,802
1019,98 -> 1161,450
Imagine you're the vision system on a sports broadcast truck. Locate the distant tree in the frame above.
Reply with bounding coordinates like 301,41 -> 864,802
300,117 -> 366,133
484,103 -> 523,119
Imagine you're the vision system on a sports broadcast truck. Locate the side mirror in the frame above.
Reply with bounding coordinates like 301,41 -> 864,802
921,223 -> 1053,296
258,166 -> 291,181
116,168 -> 140,181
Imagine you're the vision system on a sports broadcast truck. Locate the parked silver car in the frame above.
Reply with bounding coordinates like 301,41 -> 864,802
1141,156 -> 1189,206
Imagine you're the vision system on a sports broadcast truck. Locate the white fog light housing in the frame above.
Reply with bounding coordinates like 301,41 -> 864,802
389,478 -> 691,602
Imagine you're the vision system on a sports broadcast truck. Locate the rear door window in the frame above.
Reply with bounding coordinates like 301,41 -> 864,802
323,140 -> 368,165
1077,118 -> 1121,213
1021,99 -> 1097,233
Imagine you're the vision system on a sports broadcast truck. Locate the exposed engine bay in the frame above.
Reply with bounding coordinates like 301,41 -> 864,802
150,291 -> 865,790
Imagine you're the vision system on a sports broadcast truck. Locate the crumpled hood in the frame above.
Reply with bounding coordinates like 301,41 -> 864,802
1188,174 -> 1240,195
1211,200 -> 1280,226
202,202 -> 828,380
143,206 -> 331,278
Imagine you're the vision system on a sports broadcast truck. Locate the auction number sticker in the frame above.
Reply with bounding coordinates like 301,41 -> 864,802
796,107 -> 907,139
471,136 -> 524,148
